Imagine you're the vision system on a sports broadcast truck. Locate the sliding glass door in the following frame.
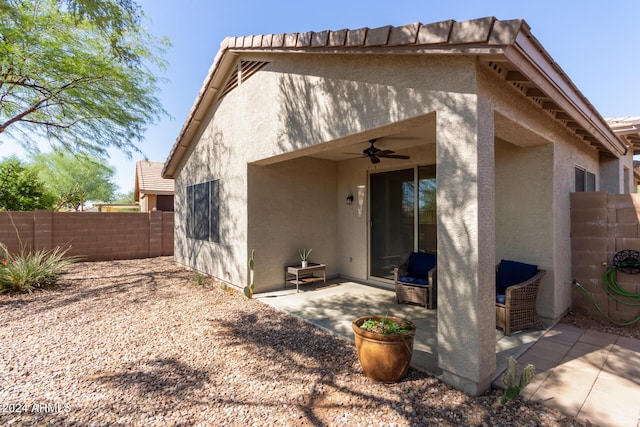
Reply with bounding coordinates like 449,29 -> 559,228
370,165 -> 436,280
370,169 -> 414,278
418,165 -> 437,254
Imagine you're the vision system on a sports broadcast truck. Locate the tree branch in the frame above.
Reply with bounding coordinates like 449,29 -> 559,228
0,76 -> 103,133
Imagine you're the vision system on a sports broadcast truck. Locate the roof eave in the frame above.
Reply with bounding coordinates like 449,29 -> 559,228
162,41 -> 238,179
503,31 -> 626,156
162,18 -> 628,177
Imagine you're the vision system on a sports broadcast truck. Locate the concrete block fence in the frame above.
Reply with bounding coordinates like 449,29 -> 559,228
571,192 -> 640,323
0,211 -> 173,261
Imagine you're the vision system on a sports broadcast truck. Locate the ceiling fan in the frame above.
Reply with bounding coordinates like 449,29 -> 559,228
348,139 -> 411,164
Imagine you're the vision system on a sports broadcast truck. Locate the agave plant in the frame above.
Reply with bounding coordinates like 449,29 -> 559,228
299,248 -> 312,261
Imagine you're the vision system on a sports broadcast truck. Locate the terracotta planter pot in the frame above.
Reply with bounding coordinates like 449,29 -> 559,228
352,315 -> 416,383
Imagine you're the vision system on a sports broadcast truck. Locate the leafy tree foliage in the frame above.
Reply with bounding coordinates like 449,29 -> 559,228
0,156 -> 55,210
111,189 -> 136,204
31,150 -> 116,211
0,0 -> 169,157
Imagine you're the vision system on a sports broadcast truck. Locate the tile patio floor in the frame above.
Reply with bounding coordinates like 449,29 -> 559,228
257,279 -> 640,427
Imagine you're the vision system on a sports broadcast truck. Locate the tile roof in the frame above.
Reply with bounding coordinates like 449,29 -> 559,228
135,161 -> 174,200
163,17 -> 629,178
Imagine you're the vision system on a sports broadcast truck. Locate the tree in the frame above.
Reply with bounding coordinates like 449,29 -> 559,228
111,189 -> 135,204
0,0 -> 169,158
31,150 -> 116,211
0,156 -> 55,210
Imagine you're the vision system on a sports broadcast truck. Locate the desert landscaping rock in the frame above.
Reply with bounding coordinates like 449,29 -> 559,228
0,256 -> 616,426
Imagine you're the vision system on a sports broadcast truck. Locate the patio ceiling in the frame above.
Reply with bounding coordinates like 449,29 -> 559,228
309,119 -> 435,162
307,109 -> 549,163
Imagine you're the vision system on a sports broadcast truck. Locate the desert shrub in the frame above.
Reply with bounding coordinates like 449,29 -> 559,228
0,243 -> 79,294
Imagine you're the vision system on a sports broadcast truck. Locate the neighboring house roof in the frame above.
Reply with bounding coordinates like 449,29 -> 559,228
606,116 -> 640,155
163,17 -> 628,178
135,161 -> 175,201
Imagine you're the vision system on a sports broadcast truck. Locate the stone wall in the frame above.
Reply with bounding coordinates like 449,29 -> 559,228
571,192 -> 640,323
0,211 -> 173,261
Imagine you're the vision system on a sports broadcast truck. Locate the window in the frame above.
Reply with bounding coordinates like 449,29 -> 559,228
575,167 -> 595,192
186,180 -> 220,242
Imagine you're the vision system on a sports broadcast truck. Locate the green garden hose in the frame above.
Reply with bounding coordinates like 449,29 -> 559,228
573,249 -> 640,326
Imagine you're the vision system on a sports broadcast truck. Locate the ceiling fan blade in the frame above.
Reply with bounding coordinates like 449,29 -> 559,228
370,156 -> 381,164
378,154 -> 411,160
375,150 -> 395,156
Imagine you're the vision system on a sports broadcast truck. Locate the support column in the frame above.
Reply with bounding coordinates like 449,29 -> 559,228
436,94 -> 496,395
599,155 -> 621,194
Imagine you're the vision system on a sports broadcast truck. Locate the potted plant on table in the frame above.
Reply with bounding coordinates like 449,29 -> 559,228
299,248 -> 312,268
352,314 -> 416,382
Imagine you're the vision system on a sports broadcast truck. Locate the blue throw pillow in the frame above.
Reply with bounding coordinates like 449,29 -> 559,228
496,259 -> 538,294
407,252 -> 436,278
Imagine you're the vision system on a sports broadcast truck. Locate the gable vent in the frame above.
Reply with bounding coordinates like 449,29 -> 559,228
219,60 -> 269,99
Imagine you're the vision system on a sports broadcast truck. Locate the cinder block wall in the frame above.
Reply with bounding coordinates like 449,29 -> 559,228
0,211 -> 174,261
571,192 -> 640,323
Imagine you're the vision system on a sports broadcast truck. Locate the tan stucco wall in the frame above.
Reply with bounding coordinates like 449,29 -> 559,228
249,53 -> 477,164
478,65 -> 606,325
174,53 -> 477,289
247,158 -> 338,291
551,131 -> 599,321
139,194 -> 149,213
495,140 -> 555,317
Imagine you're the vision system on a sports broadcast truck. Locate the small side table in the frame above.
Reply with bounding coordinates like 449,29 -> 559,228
284,263 -> 327,292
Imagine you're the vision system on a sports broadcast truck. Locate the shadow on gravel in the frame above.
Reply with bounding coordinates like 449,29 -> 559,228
217,308 -> 481,426
93,357 -> 210,400
0,260 -> 194,319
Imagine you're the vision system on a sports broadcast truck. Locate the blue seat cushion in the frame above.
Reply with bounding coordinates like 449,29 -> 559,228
496,259 -> 538,294
407,252 -> 436,278
397,276 -> 429,286
496,293 -> 506,305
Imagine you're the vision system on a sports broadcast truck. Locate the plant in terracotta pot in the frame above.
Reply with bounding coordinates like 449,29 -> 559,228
352,314 -> 416,383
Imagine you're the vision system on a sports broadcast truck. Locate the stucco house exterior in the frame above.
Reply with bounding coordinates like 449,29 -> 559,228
135,160 -> 175,212
162,17 -> 638,394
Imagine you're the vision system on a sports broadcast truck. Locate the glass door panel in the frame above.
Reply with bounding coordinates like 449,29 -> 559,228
418,165 -> 437,253
370,169 -> 415,279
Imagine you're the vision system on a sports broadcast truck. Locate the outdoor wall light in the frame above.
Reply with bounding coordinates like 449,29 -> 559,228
346,194 -> 354,205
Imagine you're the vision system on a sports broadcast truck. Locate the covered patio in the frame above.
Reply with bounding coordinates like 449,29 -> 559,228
256,278 -> 544,383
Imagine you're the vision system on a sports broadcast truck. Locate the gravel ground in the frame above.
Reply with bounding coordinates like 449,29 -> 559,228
1,256 -> 627,426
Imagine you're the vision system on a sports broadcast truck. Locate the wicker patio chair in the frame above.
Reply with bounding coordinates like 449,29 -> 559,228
394,252 -> 437,309
495,261 -> 546,336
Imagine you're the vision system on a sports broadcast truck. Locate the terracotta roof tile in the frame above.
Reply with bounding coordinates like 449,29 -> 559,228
328,29 -> 347,47
450,17 -> 494,43
388,22 -> 420,46
416,20 -> 453,44
364,25 -> 391,46
136,161 -> 174,196
345,28 -> 367,46
311,30 -> 329,47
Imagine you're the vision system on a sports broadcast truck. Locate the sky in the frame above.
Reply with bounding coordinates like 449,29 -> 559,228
3,0 -> 640,193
